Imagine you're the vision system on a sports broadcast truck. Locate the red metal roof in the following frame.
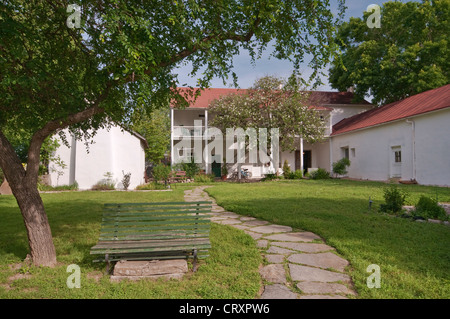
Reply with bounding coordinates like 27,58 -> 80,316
332,84 -> 450,136
172,87 -> 369,109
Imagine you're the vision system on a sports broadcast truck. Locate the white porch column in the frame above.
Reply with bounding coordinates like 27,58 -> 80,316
170,108 -> 174,166
300,136 -> 304,175
204,109 -> 209,174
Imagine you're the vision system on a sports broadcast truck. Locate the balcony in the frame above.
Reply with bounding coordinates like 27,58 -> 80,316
172,126 -> 205,139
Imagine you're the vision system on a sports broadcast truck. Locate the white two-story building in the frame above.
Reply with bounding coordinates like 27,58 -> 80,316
170,87 -> 373,178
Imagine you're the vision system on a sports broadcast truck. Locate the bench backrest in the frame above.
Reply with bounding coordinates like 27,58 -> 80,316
100,201 -> 212,242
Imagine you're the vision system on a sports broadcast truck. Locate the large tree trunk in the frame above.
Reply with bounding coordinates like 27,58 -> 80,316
13,182 -> 57,267
0,131 -> 57,267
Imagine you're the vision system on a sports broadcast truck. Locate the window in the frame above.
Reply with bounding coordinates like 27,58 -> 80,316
351,148 -> 356,157
341,147 -> 349,160
394,150 -> 401,163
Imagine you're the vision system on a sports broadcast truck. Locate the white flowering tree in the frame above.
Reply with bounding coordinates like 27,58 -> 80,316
209,75 -> 327,153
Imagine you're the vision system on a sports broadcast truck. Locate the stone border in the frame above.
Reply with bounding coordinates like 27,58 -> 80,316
184,186 -> 357,299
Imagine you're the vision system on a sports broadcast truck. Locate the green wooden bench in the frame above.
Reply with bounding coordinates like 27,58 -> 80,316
90,201 -> 212,272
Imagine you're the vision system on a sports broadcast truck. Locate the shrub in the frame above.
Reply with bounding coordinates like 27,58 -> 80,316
194,173 -> 215,183
121,171 -> 131,190
293,169 -> 303,179
310,168 -> 330,180
379,184 -> 407,214
136,182 -> 167,190
174,158 -> 201,179
262,173 -> 278,181
282,160 -> 291,178
152,163 -> 171,184
92,172 -> 115,190
332,158 -> 351,177
412,196 -> 447,220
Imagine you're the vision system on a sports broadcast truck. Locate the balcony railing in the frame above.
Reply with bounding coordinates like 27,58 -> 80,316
172,126 -> 205,139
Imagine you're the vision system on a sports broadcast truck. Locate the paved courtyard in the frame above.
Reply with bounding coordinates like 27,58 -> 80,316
184,186 -> 357,299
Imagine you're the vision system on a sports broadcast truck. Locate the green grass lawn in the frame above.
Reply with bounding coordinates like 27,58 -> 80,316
0,189 -> 261,299
205,179 -> 450,299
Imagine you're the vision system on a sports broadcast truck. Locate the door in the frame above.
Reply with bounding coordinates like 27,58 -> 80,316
303,150 -> 312,175
390,146 -> 402,178
211,161 -> 221,178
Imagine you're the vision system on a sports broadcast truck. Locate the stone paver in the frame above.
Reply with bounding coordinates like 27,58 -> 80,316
259,264 -> 287,284
260,284 -> 298,299
264,232 -> 321,242
272,242 -> 334,253
265,254 -> 285,264
250,225 -> 293,234
288,252 -> 349,272
297,282 -> 356,296
184,186 -> 356,299
289,264 -> 351,283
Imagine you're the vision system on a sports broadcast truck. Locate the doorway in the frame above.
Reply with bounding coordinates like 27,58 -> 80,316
295,150 -> 312,174
390,146 -> 402,178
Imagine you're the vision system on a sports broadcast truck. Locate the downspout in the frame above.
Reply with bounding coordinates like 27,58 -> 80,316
405,119 -> 416,181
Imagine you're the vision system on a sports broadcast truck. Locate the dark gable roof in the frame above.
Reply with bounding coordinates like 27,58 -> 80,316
332,84 -> 450,136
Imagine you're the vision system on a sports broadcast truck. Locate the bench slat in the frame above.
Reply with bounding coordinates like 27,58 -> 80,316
90,201 -> 212,266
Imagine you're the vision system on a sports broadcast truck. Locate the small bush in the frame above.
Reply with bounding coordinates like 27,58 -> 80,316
282,160 -> 291,178
379,184 -> 407,214
91,172 -> 115,190
194,173 -> 215,183
310,168 -> 330,180
293,169 -> 303,179
332,158 -> 351,177
412,196 -> 448,221
136,182 -> 167,190
152,164 -> 171,184
121,171 -> 131,190
262,173 -> 279,181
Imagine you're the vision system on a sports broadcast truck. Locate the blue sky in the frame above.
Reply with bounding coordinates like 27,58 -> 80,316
174,0 -> 414,91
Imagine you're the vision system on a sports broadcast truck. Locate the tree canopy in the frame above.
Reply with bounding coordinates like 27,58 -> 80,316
0,0 -> 344,266
329,0 -> 450,105
209,75 -> 327,152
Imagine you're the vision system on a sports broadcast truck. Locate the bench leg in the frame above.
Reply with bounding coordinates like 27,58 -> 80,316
105,254 -> 110,274
193,249 -> 198,272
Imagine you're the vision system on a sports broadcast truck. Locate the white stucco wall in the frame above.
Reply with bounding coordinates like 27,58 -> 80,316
49,125 -> 146,190
330,108 -> 450,186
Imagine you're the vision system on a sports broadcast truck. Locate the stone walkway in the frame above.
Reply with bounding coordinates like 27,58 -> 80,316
184,186 -> 357,299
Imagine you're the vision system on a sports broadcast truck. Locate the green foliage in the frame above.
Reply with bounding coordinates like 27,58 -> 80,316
152,164 -> 171,184
379,184 -> 408,214
329,1 -> 450,105
209,76 -> 328,152
194,173 -> 215,183
121,171 -> 131,191
332,158 -> 351,176
91,172 -> 116,191
131,108 -> 170,164
412,196 -> 448,221
282,160 -> 291,178
174,159 -> 200,179
293,169 -> 304,179
262,173 -> 279,181
37,181 -> 79,192
309,168 -> 330,180
135,183 -> 167,190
